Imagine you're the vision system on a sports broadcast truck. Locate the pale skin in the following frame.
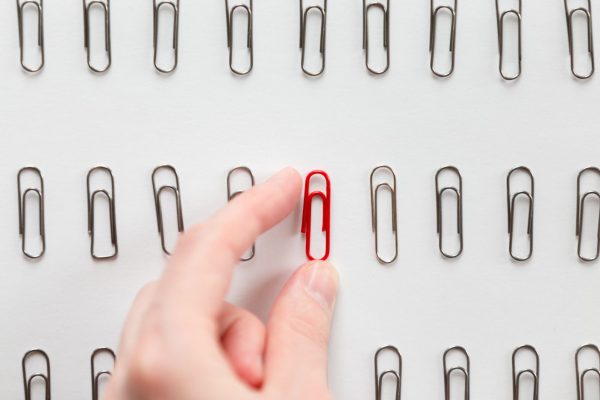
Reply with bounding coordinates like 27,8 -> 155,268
105,167 -> 339,400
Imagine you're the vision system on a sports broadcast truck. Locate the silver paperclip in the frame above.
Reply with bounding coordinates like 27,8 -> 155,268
18,167 -> 45,259
496,0 -> 522,80
576,344 -> 600,400
565,0 -> 595,79
576,167 -> 600,261
374,345 -> 402,400
300,0 -> 327,76
227,166 -> 256,261
225,0 -> 254,75
370,166 -> 398,264
16,0 -> 45,72
91,348 -> 116,400
443,346 -> 470,400
435,166 -> 463,258
83,0 -> 111,73
512,345 -> 539,400
430,0 -> 457,77
507,166 -> 534,262
153,0 -> 179,73
22,349 -> 51,400
152,165 -> 184,255
363,0 -> 390,75
87,167 -> 118,260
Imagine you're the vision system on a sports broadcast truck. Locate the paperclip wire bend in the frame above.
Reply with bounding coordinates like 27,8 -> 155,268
83,0 -> 112,72
507,166 -> 534,262
22,349 -> 51,400
153,0 -> 179,73
91,348 -> 116,400
512,345 -> 540,400
435,166 -> 463,258
576,167 -> 600,261
300,0 -> 327,76
152,165 -> 184,255
576,344 -> 600,400
16,0 -> 45,72
363,0 -> 390,75
227,166 -> 256,261
370,166 -> 398,264
226,0 -> 254,75
564,0 -> 595,79
430,0 -> 457,77
496,0 -> 522,80
443,346 -> 470,400
87,166 -> 118,260
17,167 -> 45,259
301,170 -> 331,261
374,345 -> 402,400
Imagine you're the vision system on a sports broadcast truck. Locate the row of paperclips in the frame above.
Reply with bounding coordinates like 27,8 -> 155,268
14,0 -> 596,79
374,344 -> 598,400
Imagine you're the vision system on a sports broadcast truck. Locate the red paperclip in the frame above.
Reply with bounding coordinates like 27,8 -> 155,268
301,170 -> 331,261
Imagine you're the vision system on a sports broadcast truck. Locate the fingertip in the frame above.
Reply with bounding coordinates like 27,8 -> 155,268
269,167 -> 302,195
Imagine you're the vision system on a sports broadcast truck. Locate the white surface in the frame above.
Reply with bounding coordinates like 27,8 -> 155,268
1,0 -> 600,399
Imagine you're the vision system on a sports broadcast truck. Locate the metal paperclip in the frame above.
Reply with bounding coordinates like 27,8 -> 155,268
300,0 -> 327,76
301,170 -> 331,261
576,167 -> 600,261
18,167 -> 45,259
16,0 -> 45,72
496,0 -> 522,80
83,0 -> 111,73
430,0 -> 457,77
435,166 -> 463,258
22,349 -> 51,400
227,166 -> 256,261
370,166 -> 398,264
363,0 -> 390,75
87,166 -> 118,260
225,0 -> 254,75
152,165 -> 184,255
91,348 -> 116,400
576,344 -> 600,400
443,346 -> 470,400
507,166 -> 534,262
512,345 -> 539,400
565,0 -> 595,79
153,0 -> 179,73
374,346 -> 402,400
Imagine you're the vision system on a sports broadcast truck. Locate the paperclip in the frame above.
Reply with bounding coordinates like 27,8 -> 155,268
87,167 -> 118,260
435,166 -> 463,258
430,0 -> 457,77
22,349 -> 51,400
153,0 -> 179,73
512,345 -> 539,400
225,0 -> 254,75
91,348 -> 116,400
227,166 -> 256,261
83,0 -> 111,73
16,0 -> 45,73
496,0 -> 522,80
363,0 -> 390,75
370,166 -> 398,264
152,165 -> 184,255
443,346 -> 470,400
300,0 -> 327,76
576,344 -> 600,400
576,167 -> 600,261
374,346 -> 402,400
18,167 -> 45,259
301,170 -> 331,261
565,0 -> 595,79
507,166 -> 534,262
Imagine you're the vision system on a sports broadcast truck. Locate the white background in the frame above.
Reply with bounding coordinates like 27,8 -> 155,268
1,0 -> 600,399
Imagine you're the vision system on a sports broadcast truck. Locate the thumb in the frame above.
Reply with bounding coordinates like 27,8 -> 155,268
264,261 -> 339,399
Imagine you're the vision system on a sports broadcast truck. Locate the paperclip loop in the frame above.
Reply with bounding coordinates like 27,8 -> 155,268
512,345 -> 539,400
435,166 -> 463,258
576,167 -> 600,261
227,166 -> 256,261
576,344 -> 600,400
374,346 -> 402,400
370,166 -> 398,264
301,170 -> 331,261
153,0 -> 179,73
430,0 -> 457,77
226,0 -> 254,75
443,346 -> 470,400
507,166 -> 534,262
152,165 -> 184,255
83,0 -> 111,73
496,0 -> 522,80
87,166 -> 118,260
363,0 -> 390,75
22,349 -> 51,400
300,0 -> 327,76
565,0 -> 595,79
16,0 -> 45,73
91,348 -> 116,400
18,167 -> 45,259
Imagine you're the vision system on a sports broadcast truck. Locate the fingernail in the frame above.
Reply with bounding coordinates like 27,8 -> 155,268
303,262 -> 339,312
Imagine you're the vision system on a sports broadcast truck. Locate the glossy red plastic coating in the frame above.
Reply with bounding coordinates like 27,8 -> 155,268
301,170 -> 331,261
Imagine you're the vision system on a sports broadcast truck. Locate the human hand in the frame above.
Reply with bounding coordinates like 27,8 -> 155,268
105,167 -> 339,400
